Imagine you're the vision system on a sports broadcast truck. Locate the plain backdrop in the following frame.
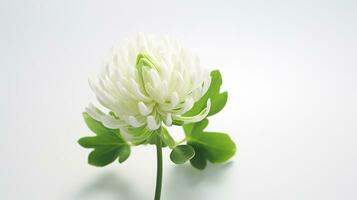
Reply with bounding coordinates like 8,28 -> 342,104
1,0 -> 356,199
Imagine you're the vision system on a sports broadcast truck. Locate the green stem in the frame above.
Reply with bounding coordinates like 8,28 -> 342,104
177,138 -> 186,144
154,134 -> 163,200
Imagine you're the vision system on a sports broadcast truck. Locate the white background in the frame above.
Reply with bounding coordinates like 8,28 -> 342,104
1,0 -> 356,199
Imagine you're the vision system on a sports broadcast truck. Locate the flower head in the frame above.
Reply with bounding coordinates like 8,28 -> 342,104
86,34 -> 211,144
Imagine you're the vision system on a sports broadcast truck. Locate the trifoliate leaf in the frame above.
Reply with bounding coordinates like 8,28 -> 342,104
183,119 -> 236,169
184,70 -> 228,118
79,112 -> 131,167
170,145 -> 195,164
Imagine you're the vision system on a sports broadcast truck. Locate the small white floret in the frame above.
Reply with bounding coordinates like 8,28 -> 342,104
147,115 -> 160,130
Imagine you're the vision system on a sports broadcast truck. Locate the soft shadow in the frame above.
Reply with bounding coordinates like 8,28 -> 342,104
165,161 -> 234,199
72,171 -> 144,200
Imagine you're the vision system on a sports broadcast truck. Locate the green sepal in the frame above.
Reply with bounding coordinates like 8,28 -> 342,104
125,125 -> 155,146
160,127 -> 176,148
147,126 -> 175,148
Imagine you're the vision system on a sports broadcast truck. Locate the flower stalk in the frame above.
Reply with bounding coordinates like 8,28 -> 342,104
154,132 -> 163,200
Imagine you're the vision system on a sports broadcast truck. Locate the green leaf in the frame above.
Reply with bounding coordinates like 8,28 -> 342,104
182,123 -> 194,137
184,119 -> 236,169
78,134 -> 126,148
88,147 -> 120,167
209,91 -> 228,116
79,112 -> 131,167
189,132 -> 236,163
189,144 -> 207,170
118,146 -> 131,163
184,70 -> 228,118
170,145 -> 195,164
190,118 -> 209,135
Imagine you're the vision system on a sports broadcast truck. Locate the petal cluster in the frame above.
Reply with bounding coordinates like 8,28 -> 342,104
87,34 -> 211,144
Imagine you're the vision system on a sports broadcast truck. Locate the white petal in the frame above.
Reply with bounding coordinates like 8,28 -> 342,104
175,72 -> 184,87
85,103 -> 105,122
172,99 -> 211,124
149,69 -> 161,86
147,115 -> 160,130
118,128 -> 134,143
182,97 -> 194,113
159,63 -> 169,80
164,113 -> 172,126
192,88 -> 202,101
145,82 -> 164,103
128,116 -> 143,127
130,78 -> 151,101
85,104 -> 125,129
171,91 -> 179,108
161,80 -> 168,98
138,102 -> 152,116
102,115 -> 125,129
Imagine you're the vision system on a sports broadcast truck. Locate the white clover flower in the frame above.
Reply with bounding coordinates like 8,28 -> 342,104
86,34 -> 211,144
